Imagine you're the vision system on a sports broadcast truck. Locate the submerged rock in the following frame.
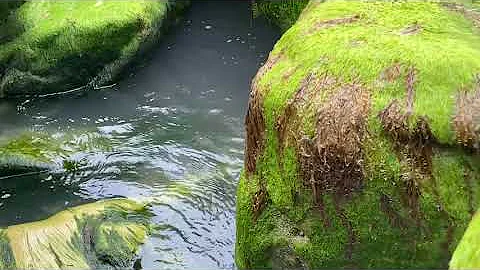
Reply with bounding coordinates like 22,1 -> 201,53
0,0 -> 189,98
0,198 -> 151,269
236,1 -> 480,268
0,131 -> 112,175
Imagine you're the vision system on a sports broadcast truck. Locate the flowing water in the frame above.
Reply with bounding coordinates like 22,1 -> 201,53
0,1 -> 279,269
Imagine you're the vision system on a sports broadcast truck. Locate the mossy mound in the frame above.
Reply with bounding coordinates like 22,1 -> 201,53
0,198 -> 151,269
0,0 -> 188,98
236,1 -> 480,268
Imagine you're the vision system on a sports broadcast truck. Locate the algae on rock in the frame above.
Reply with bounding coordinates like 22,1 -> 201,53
236,1 -> 480,268
252,0 -> 309,31
0,198 -> 151,269
0,0 -> 188,98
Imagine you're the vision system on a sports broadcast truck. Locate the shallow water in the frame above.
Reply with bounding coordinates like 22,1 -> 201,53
0,1 -> 279,269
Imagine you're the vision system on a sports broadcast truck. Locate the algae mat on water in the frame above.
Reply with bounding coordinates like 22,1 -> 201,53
236,1 -> 480,268
0,198 -> 151,269
0,0 -> 186,98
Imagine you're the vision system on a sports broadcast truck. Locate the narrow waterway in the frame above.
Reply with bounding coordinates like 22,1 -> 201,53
0,1 -> 280,268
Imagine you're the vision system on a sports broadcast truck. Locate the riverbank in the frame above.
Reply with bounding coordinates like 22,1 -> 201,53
0,0 -> 188,98
236,1 -> 480,268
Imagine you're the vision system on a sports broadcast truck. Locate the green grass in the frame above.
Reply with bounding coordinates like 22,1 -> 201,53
0,0 -> 179,97
236,1 -> 480,268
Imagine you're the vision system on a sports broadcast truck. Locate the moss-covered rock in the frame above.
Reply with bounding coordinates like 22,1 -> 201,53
0,198 -> 151,269
0,0 -> 188,98
236,1 -> 480,268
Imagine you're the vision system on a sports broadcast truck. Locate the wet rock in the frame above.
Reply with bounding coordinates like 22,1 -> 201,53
0,198 -> 151,269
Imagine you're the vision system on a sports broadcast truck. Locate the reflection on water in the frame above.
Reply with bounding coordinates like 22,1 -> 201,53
0,1 -> 279,269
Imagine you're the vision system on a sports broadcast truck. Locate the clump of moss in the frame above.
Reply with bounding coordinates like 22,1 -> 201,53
0,0 -> 187,98
237,1 -> 480,268
0,198 -> 151,269
252,0 -> 309,31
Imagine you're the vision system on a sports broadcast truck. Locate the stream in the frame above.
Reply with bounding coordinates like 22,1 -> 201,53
0,1 -> 280,269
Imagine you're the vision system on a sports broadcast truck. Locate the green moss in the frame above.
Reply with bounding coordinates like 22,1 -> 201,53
237,1 -> 480,268
450,210 -> 480,269
261,1 -> 480,144
0,0 -> 186,97
0,198 -> 151,269
253,0 -> 310,31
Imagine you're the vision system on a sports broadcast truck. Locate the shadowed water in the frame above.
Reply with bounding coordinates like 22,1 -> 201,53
0,1 -> 279,269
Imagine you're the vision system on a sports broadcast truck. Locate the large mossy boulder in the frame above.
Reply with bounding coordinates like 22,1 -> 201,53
0,198 -> 151,269
236,1 -> 480,268
0,0 -> 188,98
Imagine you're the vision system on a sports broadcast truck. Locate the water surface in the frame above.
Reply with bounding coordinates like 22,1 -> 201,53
0,1 -> 280,268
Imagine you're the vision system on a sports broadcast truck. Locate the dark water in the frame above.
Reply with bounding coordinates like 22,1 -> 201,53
0,1 -> 279,269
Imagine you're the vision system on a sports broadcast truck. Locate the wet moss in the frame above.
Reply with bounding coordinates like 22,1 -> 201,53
450,210 -> 480,269
237,1 -> 480,268
0,198 -> 151,269
252,0 -> 310,31
0,0 -> 188,97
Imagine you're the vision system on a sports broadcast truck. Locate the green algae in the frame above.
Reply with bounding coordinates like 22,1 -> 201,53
236,1 -> 480,268
0,198 -> 151,269
450,210 -> 480,269
252,0 -> 310,31
0,0 -> 187,97
0,131 -> 113,174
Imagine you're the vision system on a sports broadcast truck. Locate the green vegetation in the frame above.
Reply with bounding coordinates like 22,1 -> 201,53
450,210 -> 480,269
237,1 -> 480,268
252,0 -> 309,31
0,130 -> 112,174
0,198 -> 151,269
0,0 -> 187,98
